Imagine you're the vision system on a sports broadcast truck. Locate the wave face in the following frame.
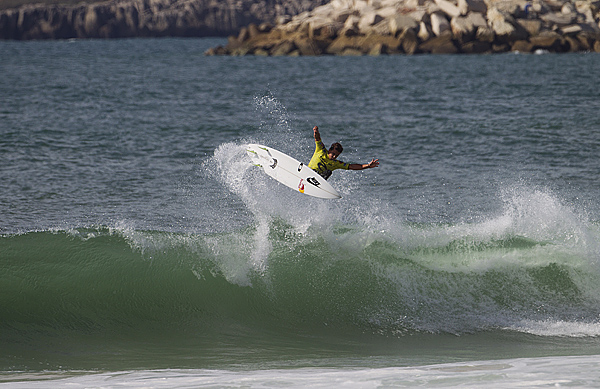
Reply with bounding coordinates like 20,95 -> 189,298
3,187 -> 600,346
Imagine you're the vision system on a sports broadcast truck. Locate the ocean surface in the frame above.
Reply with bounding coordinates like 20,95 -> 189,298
1,38 -> 600,387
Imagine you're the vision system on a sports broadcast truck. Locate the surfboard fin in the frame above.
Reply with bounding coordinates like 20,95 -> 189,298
259,147 -> 273,158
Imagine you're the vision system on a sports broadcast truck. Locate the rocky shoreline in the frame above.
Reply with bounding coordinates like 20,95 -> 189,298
206,0 -> 600,55
0,0 -> 329,40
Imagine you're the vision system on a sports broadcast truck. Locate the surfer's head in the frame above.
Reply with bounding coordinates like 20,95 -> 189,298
328,143 -> 343,160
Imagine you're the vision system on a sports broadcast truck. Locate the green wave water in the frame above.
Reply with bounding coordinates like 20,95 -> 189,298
3,193 -> 600,370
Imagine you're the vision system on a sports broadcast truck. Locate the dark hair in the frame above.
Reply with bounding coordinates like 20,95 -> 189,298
329,142 -> 343,153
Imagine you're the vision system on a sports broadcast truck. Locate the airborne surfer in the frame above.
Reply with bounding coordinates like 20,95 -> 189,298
308,126 -> 379,180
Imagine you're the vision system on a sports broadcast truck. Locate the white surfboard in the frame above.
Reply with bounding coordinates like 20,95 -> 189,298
246,144 -> 341,199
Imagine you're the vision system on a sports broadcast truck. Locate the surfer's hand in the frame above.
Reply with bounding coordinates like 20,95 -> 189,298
313,126 -> 321,141
368,159 -> 379,168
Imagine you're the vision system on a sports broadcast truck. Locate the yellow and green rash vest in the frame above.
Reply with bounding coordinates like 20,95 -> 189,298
308,140 -> 349,180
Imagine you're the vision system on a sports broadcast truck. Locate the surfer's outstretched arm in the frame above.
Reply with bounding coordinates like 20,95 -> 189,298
349,159 -> 379,170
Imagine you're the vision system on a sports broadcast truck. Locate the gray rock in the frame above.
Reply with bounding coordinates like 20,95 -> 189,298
458,0 -> 487,15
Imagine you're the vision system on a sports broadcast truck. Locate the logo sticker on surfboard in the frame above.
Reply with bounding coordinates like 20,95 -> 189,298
306,177 -> 321,187
298,179 -> 305,193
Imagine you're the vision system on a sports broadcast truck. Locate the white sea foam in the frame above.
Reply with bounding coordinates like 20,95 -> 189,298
4,355 -> 600,388
508,319 -> 600,338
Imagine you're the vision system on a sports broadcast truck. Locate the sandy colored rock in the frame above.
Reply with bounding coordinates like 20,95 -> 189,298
541,12 -> 576,25
476,25 -> 495,41
530,30 -> 564,50
418,20 -> 433,40
399,27 -> 420,53
511,39 -> 534,52
487,7 -> 528,43
389,14 -> 418,35
466,12 -> 488,28
517,19 -> 542,36
419,32 -> 459,53
435,0 -> 462,17
368,42 -> 386,54
431,12 -> 450,35
294,37 -> 323,55
271,40 -> 296,55
461,40 -> 491,52
451,15 -> 476,43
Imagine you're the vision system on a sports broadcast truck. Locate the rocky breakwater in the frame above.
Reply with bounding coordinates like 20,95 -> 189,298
0,0 -> 329,40
206,0 -> 600,55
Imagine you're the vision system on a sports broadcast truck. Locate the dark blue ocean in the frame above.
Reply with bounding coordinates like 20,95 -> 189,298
1,38 -> 600,387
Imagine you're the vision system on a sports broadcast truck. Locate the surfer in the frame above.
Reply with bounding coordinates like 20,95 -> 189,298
308,126 -> 379,180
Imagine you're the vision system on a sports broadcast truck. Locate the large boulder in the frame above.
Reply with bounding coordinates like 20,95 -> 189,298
466,12 -> 488,28
461,40 -> 491,52
487,7 -> 529,43
511,39 -> 534,52
541,12 -> 576,26
419,32 -> 459,53
517,19 -> 542,36
294,36 -> 323,55
431,12 -> 451,35
358,10 -> 384,33
389,14 -> 418,35
418,20 -> 433,40
458,0 -> 487,15
530,30 -> 566,51
270,40 -> 296,55
476,25 -> 495,42
308,17 -> 342,39
451,15 -> 476,43
399,27 -> 420,53
435,0 -> 462,18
